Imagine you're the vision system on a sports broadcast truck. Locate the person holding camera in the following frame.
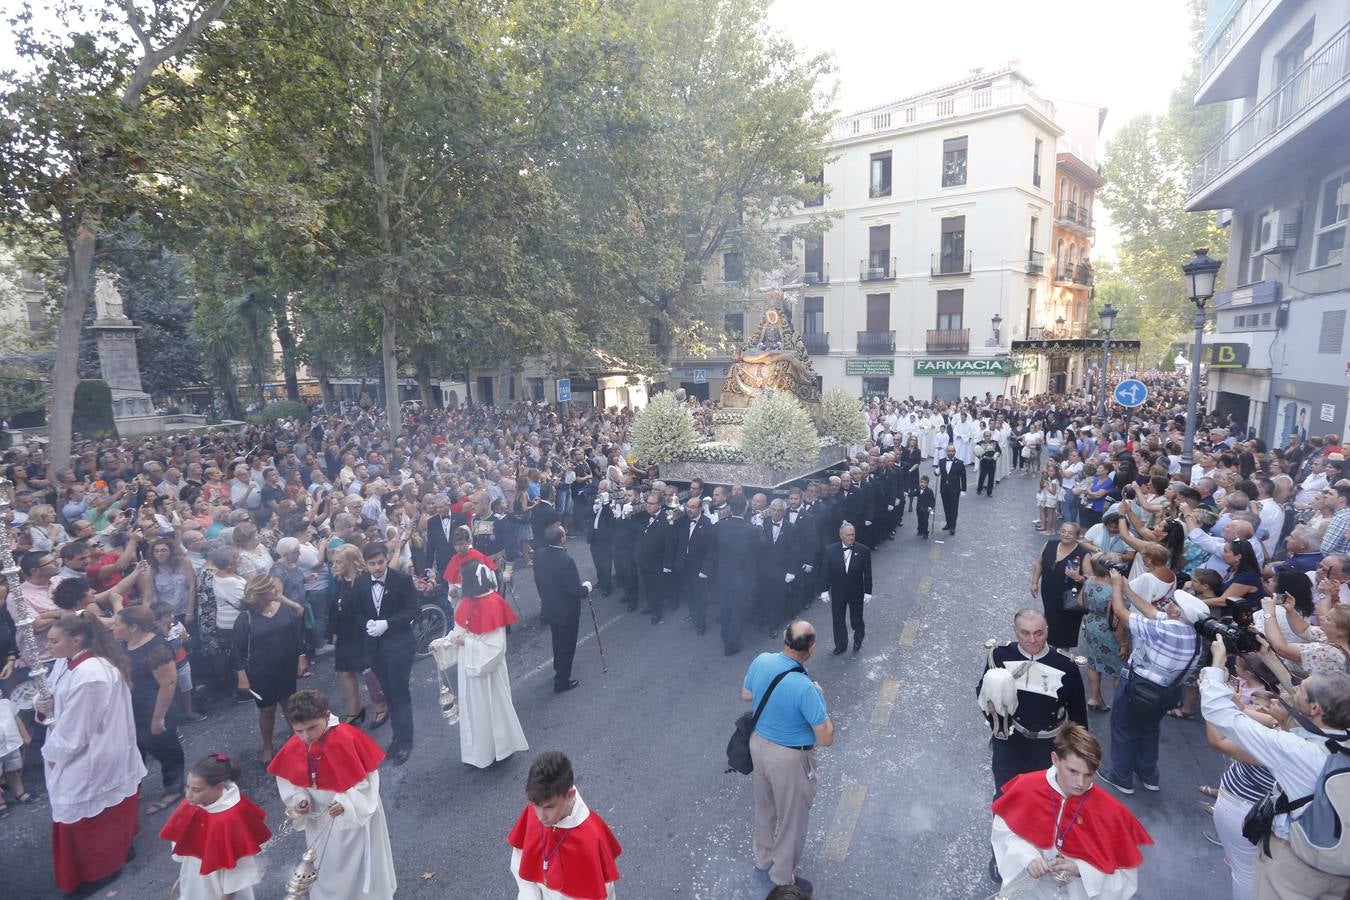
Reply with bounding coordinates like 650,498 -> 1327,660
1200,642 -> 1350,898
1096,573 -> 1206,796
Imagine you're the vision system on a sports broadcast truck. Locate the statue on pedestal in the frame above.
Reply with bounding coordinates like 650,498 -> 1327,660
719,290 -> 822,421
93,275 -> 126,320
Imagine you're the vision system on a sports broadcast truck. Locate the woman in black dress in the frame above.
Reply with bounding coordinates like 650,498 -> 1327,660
327,544 -> 386,727
231,572 -> 306,765
113,605 -> 185,814
899,436 -> 922,509
1030,522 -> 1088,649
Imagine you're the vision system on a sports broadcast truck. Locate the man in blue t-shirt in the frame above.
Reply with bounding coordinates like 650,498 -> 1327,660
740,620 -> 834,894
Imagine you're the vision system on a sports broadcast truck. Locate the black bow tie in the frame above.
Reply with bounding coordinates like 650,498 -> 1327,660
371,579 -> 384,586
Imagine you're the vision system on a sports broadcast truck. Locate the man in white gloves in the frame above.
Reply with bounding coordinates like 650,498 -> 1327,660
820,522 -> 873,655
533,522 -> 591,694
358,541 -> 419,765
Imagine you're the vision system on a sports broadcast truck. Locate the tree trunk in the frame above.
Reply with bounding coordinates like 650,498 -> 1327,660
317,366 -> 336,412
413,353 -> 435,411
274,301 -> 300,402
369,59 -> 402,455
49,222 -> 96,471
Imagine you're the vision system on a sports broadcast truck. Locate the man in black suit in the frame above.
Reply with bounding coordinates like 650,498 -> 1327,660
531,483 -> 562,546
936,444 -> 968,535
357,542 -> 419,765
713,494 -> 763,656
423,495 -> 457,585
673,495 -> 715,635
532,522 -> 590,693
820,522 -> 873,655
634,491 -> 677,625
588,480 -> 620,596
759,498 -> 802,634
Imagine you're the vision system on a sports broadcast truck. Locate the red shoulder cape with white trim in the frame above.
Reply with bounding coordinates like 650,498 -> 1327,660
508,805 -> 622,900
267,722 -> 384,792
455,590 -> 518,634
159,793 -> 271,875
991,771 -> 1152,874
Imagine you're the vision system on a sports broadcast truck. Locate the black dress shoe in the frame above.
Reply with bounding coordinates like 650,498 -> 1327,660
852,643 -> 862,654
832,647 -> 846,655
554,679 -> 581,693
650,614 -> 664,625
626,602 -> 638,612
989,855 -> 1000,883
723,645 -> 741,656
388,746 -> 411,767
695,624 -> 706,635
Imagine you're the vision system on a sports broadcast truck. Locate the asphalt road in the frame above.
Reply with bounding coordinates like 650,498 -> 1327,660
5,473 -> 1232,899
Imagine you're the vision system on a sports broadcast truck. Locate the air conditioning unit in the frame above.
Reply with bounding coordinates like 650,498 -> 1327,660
1216,209 -> 1233,228
1257,208 -> 1300,255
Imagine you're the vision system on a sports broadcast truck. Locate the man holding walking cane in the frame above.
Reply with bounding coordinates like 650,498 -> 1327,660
533,523 -> 590,694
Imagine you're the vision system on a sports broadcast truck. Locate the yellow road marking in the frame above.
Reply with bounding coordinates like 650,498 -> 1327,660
899,619 -> 920,646
822,780 -> 868,862
929,546 -> 942,561
918,576 -> 933,597
870,678 -> 901,726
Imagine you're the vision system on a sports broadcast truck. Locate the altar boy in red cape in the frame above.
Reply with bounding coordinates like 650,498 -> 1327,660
268,690 -> 397,899
991,724 -> 1151,899
508,751 -> 622,900
160,752 -> 270,899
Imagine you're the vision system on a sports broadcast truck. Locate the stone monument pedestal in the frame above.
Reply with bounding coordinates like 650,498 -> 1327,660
91,273 -> 165,434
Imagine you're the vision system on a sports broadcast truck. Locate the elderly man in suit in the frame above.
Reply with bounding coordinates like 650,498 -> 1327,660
674,494 -> 715,635
760,498 -> 802,636
588,480 -> 620,596
715,494 -> 765,656
937,443 -> 968,535
357,541 -> 419,765
424,495 -> 457,589
532,522 -> 590,693
820,522 -> 873,655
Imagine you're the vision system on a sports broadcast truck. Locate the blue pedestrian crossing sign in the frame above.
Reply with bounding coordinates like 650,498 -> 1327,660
1113,379 -> 1148,408
556,378 -> 571,402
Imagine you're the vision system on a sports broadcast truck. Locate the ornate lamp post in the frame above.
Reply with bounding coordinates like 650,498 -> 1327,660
1180,248 -> 1222,479
990,313 -> 1002,344
1097,302 -> 1117,422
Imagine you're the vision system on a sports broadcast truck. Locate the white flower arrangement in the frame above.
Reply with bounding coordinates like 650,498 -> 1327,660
711,408 -> 747,426
630,390 -> 698,464
741,391 -> 820,469
819,387 -> 869,447
683,441 -> 747,464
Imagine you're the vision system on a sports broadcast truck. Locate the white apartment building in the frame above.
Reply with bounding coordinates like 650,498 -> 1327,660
672,68 -> 1062,403
1185,0 -> 1350,442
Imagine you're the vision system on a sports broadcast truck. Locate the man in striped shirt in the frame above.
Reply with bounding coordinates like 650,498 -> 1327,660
1320,486 -> 1350,557
1097,573 -> 1205,795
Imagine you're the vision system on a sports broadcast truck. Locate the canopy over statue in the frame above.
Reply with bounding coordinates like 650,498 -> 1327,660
719,292 -> 822,421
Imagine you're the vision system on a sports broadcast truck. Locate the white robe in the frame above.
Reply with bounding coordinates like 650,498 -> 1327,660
510,791 -> 617,900
931,432 -> 951,471
275,718 -> 397,900
40,655 -> 146,824
451,623 -> 529,768
922,416 -> 941,457
995,423 -> 1013,481
173,783 -> 263,900
954,418 -> 977,465
990,771 -> 1139,900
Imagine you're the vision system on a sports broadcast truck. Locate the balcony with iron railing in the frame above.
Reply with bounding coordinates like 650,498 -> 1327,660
1190,23 -> 1350,206
1028,322 -> 1089,340
803,332 -> 830,355
1198,0 -> 1279,91
831,73 -> 1056,142
1055,201 -> 1093,232
1054,262 -> 1093,287
856,330 -> 895,354
860,256 -> 896,281
926,328 -> 970,352
802,264 -> 830,285
931,250 -> 972,277
1026,250 -> 1045,275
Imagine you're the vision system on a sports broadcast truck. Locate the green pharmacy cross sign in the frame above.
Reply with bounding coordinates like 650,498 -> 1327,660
914,357 -> 1011,377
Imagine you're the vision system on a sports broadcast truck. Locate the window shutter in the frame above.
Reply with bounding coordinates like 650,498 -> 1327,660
1319,310 -> 1346,354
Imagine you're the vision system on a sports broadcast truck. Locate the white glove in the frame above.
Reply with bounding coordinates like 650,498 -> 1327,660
365,619 -> 388,638
865,520 -> 872,526
582,580 -> 592,593
819,591 -> 830,604
698,572 -> 708,579
803,565 -> 813,574
887,504 -> 894,510
961,491 -> 967,497
863,593 -> 873,605
621,503 -> 633,516
785,573 -> 795,583
662,567 -> 671,574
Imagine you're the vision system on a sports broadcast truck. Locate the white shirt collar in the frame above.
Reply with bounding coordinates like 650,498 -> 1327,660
552,790 -> 592,830
204,781 -> 243,814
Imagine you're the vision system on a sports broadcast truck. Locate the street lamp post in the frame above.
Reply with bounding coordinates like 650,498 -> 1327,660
991,312 -> 1002,344
1097,302 -> 1117,424
1180,248 -> 1222,480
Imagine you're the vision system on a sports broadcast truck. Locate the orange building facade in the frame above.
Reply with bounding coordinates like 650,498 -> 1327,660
1039,152 -> 1103,393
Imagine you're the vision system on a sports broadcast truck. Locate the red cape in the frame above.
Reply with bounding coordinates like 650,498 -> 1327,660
267,722 -> 385,792
991,771 -> 1152,874
455,590 -> 518,634
160,792 -> 271,875
508,805 -> 622,900
444,547 -> 496,585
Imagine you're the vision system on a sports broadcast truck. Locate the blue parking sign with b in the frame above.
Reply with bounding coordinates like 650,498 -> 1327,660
1113,379 -> 1148,408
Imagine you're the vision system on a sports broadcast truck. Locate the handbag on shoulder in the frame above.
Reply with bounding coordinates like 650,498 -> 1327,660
725,664 -> 805,775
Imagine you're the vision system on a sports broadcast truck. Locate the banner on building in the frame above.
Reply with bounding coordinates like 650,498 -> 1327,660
846,358 -> 896,376
1206,343 -> 1250,368
914,357 -> 1011,377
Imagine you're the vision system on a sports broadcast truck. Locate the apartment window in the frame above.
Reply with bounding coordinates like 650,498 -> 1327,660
865,294 -> 890,331
724,313 -> 745,340
1025,289 -> 1035,337
722,250 -> 743,283
1033,138 -> 1043,187
1245,211 -> 1270,283
1068,244 -> 1078,271
1029,216 -> 1039,253
804,297 -> 824,334
862,377 -> 890,399
1319,309 -> 1346,354
1055,238 -> 1065,278
870,152 -> 892,198
507,377 -> 516,401
1262,312 -> 1272,325
1059,177 -> 1068,210
942,136 -> 968,187
805,169 -> 824,207
1314,170 -> 1348,267
1234,314 -> 1247,328
779,234 -> 794,262
804,235 -> 824,280
528,378 -> 545,402
936,289 -> 964,330
931,377 -> 961,402
868,224 -> 891,272
940,215 -> 965,271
